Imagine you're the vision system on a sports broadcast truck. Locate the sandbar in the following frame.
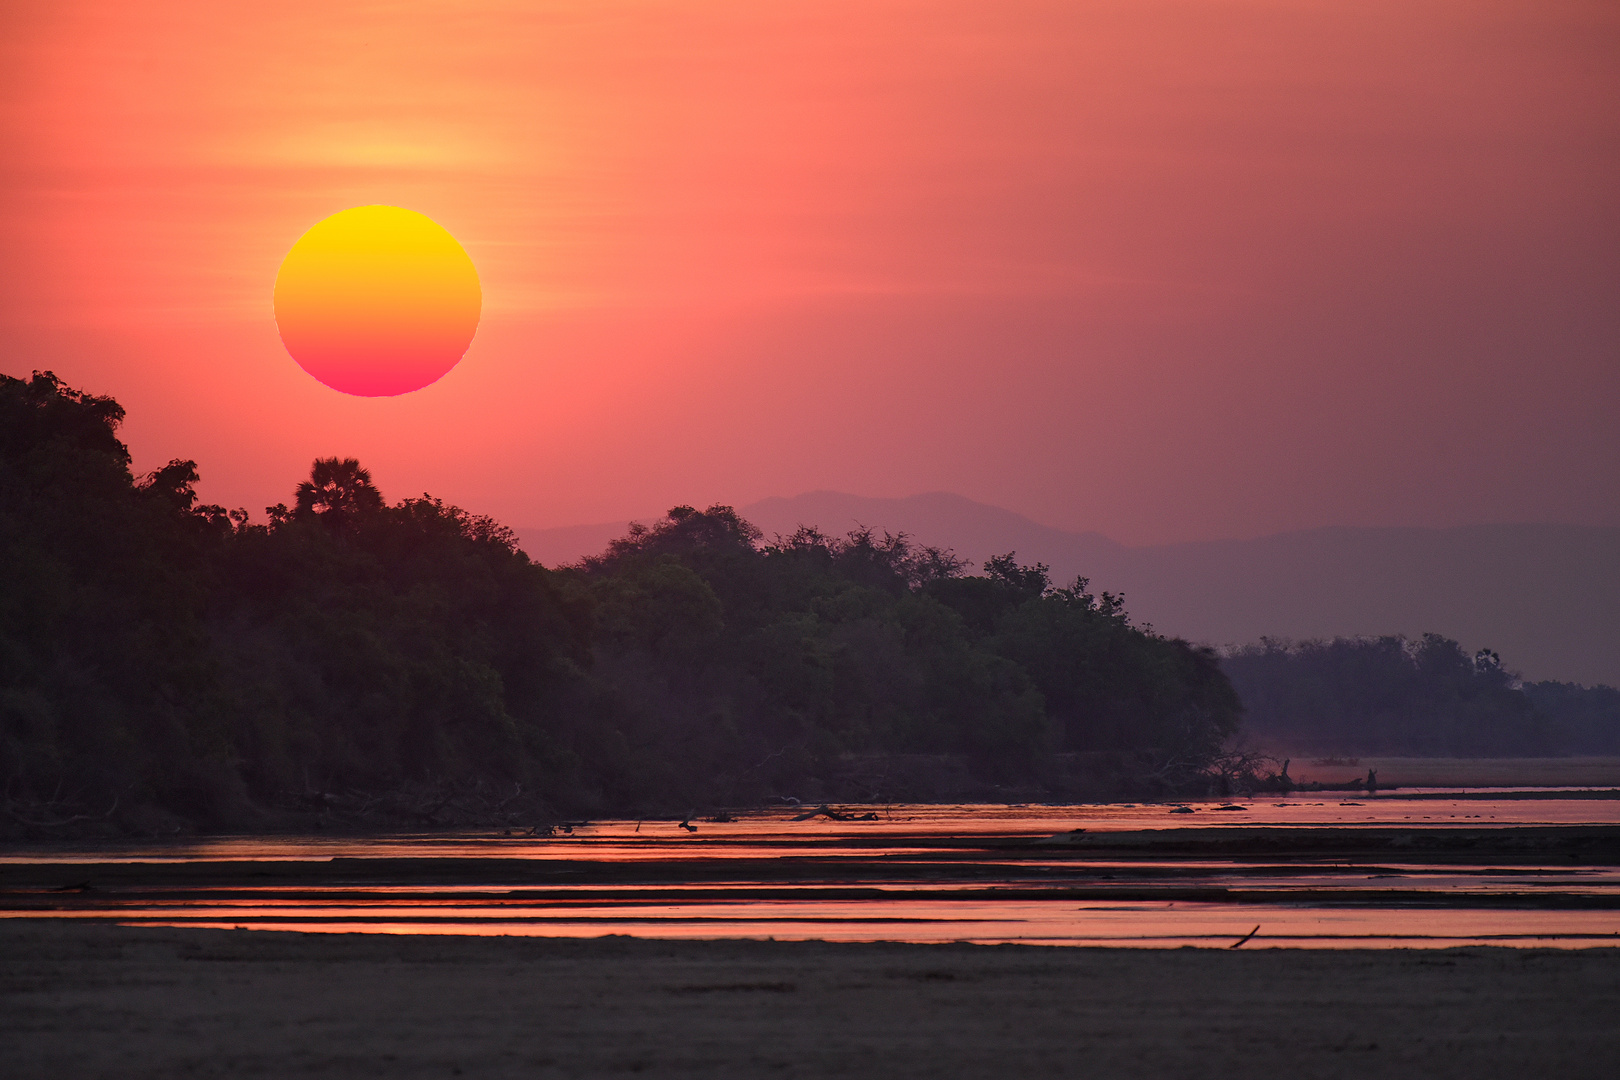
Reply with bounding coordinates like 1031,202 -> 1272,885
4,922 -> 1619,1078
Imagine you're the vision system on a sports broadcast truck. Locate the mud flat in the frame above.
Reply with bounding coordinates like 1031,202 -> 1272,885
3,921 -> 1619,1078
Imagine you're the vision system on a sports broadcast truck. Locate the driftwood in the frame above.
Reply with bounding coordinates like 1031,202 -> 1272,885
1230,925 -> 1262,949
1289,776 -> 1398,793
790,804 -> 879,822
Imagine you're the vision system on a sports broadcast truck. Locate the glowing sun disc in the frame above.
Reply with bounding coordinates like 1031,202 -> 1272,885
274,206 -> 481,397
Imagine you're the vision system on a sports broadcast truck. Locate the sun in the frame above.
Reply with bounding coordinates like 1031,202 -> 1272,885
273,206 -> 481,397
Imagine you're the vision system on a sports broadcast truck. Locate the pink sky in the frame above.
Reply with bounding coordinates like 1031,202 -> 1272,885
3,0 -> 1616,544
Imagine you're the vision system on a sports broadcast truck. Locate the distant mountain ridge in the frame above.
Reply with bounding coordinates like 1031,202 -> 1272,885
518,492 -> 1620,686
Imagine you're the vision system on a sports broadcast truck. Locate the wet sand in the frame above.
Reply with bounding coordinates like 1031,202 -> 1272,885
1,923 -> 1617,1078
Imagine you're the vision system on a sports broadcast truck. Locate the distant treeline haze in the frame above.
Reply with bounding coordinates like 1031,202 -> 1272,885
4,373 -> 1616,833
1222,637 -> 1620,757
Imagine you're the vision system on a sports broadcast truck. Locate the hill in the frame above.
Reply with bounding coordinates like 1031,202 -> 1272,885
520,493 -> 1620,686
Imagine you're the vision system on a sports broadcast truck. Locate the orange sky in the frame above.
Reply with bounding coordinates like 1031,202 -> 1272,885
3,0 -> 1616,544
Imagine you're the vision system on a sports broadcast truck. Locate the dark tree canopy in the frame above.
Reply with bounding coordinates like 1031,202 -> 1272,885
3,371 -> 1252,832
10,370 -> 1616,835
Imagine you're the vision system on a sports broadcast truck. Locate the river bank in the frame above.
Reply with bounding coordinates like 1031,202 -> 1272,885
5,922 -> 1619,1078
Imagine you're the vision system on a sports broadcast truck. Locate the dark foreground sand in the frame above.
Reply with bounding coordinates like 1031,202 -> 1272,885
4,924 -> 1619,1078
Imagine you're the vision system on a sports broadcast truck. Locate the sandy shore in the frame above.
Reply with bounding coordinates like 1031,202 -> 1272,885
4,923 -> 1619,1078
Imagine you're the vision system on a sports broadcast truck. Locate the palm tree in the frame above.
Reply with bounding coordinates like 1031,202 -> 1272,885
294,457 -> 383,525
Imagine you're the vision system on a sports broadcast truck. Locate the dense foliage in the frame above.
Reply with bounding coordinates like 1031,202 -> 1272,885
1519,681 -> 1620,755
1223,636 -> 1620,756
2,372 -> 1243,831
2,373 -> 591,828
564,516 -> 1241,806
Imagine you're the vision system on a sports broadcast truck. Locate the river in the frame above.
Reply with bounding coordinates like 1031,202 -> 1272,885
5,792 -> 1619,948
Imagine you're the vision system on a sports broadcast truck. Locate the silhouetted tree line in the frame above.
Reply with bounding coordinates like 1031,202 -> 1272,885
2,372 -> 1242,832
1223,636 -> 1620,756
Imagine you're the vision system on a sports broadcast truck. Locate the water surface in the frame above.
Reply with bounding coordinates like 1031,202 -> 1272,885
6,794 -> 1618,948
